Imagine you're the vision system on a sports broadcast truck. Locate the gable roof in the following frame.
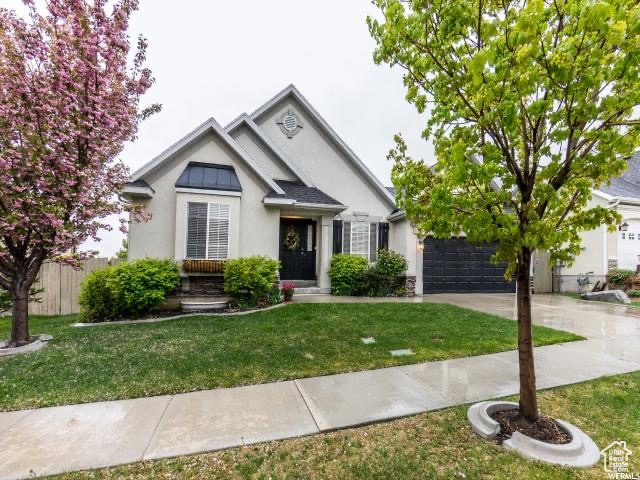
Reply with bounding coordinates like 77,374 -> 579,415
225,113 -> 315,188
249,84 -> 397,209
129,117 -> 285,195
265,180 -> 343,206
175,162 -> 242,192
598,151 -> 640,200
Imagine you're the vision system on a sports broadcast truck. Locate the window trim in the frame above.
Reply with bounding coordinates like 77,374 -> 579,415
185,201 -> 231,260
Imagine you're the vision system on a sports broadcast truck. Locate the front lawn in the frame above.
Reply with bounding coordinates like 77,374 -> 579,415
50,371 -> 640,480
0,303 -> 581,411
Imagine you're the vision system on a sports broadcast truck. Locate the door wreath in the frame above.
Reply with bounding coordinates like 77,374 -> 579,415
284,227 -> 300,250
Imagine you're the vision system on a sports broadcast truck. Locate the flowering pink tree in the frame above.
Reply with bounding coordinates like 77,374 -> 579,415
0,0 -> 159,346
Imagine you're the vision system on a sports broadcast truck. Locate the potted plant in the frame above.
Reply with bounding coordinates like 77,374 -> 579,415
281,282 -> 295,302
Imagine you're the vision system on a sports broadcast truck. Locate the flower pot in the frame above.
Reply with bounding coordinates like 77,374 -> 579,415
284,293 -> 293,302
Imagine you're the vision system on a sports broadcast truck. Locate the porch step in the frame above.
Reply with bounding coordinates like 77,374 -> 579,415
294,287 -> 330,295
181,296 -> 230,312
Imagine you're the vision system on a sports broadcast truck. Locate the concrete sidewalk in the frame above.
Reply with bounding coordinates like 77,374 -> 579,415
1,294 -> 639,479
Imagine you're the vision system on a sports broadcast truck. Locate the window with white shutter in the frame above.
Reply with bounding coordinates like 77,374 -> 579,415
342,221 -> 378,262
350,222 -> 369,258
186,202 -> 230,260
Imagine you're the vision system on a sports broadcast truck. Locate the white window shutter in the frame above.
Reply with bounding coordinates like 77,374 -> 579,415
186,202 -> 208,259
207,203 -> 230,260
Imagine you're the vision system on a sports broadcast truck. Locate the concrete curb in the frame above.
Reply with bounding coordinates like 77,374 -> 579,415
71,302 -> 289,328
0,334 -> 53,357
468,401 -> 600,468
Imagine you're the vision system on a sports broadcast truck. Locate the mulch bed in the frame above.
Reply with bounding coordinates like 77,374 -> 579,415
490,409 -> 572,445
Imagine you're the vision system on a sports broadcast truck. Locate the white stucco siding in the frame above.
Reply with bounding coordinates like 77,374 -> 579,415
388,219 -> 422,293
231,126 -> 296,181
613,204 -> 640,271
554,194 -> 619,291
128,131 -> 279,262
255,98 -> 393,218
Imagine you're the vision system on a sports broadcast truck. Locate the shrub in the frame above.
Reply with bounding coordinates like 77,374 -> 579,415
329,250 -> 409,297
79,267 -> 119,322
79,259 -> 180,322
329,254 -> 369,295
376,249 -> 408,279
607,268 -> 635,285
352,267 -> 389,296
111,259 -> 180,318
224,256 -> 280,307
627,289 -> 640,298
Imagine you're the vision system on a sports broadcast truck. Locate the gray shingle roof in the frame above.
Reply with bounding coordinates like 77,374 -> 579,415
125,179 -> 155,192
599,151 -> 640,199
265,180 -> 343,206
175,162 -> 242,192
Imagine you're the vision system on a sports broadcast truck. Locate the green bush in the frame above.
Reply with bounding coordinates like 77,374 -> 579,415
376,249 -> 408,279
627,289 -> 640,298
352,267 -> 388,296
79,259 -> 180,322
79,267 -> 119,322
607,268 -> 635,285
223,256 -> 280,307
329,250 -> 409,297
328,254 -> 369,295
111,259 -> 180,318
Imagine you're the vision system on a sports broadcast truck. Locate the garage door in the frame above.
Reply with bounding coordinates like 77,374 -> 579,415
423,237 -> 516,293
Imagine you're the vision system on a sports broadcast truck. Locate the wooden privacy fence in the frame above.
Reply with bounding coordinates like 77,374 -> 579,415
28,258 -> 120,316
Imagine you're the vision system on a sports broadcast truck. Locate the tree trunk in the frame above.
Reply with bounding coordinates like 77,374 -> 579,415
9,277 -> 31,347
516,247 -> 538,421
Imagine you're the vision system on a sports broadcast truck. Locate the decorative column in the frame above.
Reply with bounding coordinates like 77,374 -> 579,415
318,216 -> 333,292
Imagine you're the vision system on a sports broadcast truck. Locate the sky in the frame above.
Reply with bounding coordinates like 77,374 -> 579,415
6,0 -> 435,257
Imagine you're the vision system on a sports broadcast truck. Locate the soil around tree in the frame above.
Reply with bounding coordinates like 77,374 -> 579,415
490,409 -> 572,445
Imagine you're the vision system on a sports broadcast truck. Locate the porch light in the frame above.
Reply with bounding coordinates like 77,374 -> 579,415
620,221 -> 629,232
417,239 -> 424,250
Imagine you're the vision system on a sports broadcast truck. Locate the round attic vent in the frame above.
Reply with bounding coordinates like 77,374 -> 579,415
282,115 -> 298,131
277,109 -> 304,138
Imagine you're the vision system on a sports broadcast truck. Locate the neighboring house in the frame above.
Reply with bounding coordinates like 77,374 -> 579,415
122,85 -> 515,295
554,152 -> 640,292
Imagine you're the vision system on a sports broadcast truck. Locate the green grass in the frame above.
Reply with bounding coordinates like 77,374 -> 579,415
50,371 -> 640,479
0,303 -> 581,411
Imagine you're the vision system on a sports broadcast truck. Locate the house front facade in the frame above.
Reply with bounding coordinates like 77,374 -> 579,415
122,85 -> 424,294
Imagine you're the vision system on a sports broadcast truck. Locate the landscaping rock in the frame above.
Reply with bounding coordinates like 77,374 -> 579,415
580,290 -> 630,304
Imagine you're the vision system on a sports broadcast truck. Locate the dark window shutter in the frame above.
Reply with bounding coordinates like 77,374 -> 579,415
378,222 -> 390,250
370,223 -> 378,262
333,220 -> 343,254
343,221 -> 351,254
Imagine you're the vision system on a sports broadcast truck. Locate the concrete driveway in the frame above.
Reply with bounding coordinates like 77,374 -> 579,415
423,293 -> 640,341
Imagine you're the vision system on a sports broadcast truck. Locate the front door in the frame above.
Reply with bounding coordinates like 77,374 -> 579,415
279,219 -> 316,280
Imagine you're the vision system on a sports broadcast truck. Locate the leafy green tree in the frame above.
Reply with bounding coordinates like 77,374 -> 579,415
116,239 -> 128,260
369,0 -> 640,420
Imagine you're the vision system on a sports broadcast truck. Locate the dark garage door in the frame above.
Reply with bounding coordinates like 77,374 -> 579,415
423,237 -> 516,293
